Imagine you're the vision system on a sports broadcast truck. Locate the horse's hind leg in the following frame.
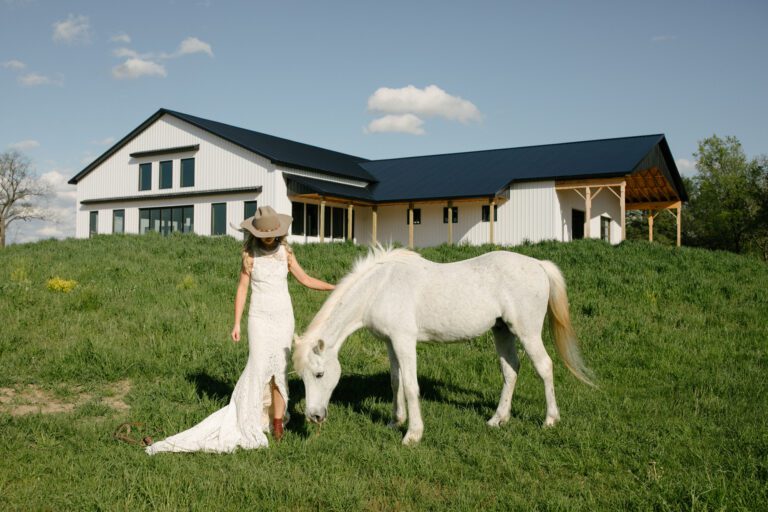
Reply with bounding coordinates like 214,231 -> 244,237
488,322 -> 520,427
385,339 -> 406,428
515,329 -> 560,427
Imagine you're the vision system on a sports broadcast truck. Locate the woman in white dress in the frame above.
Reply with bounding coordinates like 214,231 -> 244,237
146,206 -> 334,454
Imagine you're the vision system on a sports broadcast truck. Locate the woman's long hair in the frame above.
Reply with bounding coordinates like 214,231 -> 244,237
241,234 -> 292,274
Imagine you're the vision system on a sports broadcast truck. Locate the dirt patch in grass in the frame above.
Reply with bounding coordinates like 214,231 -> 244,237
0,380 -> 131,416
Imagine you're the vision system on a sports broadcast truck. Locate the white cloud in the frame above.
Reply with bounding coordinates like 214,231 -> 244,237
52,14 -> 91,44
651,35 -> 676,43
112,58 -> 167,80
365,114 -> 425,135
113,47 -> 139,58
110,33 -> 131,44
18,72 -> 62,86
8,139 -> 40,151
177,37 -> 213,57
676,158 -> 697,176
368,84 -> 481,123
2,59 -> 26,70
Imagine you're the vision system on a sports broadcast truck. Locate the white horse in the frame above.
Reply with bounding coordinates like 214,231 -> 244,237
293,246 -> 594,445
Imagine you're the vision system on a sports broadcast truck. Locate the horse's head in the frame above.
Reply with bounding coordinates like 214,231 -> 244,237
293,334 -> 341,424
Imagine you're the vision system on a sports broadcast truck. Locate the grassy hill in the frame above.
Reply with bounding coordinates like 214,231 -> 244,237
1,234 -> 766,510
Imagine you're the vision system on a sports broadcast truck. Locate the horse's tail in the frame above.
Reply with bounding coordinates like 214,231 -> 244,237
539,260 -> 596,387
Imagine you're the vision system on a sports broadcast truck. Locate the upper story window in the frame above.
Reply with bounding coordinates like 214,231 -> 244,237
159,160 -> 173,189
181,158 -> 195,187
139,163 -> 152,191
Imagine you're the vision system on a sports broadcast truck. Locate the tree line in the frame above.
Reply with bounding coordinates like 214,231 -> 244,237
626,135 -> 767,261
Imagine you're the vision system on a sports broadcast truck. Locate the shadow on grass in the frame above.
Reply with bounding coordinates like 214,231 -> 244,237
187,370 -> 505,440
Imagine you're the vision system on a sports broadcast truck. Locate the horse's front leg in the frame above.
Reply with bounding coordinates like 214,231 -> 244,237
391,336 -> 423,445
385,339 -> 406,428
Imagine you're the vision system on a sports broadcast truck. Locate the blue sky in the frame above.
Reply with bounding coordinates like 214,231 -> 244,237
2,0 -> 766,244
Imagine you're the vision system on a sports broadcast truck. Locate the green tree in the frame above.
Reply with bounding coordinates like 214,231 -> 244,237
684,135 -> 766,257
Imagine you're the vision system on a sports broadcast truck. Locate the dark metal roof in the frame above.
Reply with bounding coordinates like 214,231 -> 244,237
285,175 -> 374,203
69,109 -> 685,204
69,108 -> 374,184
360,134 -> 686,202
80,186 -> 263,205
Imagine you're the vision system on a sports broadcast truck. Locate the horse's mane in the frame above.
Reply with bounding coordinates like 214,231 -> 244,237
293,245 -> 420,372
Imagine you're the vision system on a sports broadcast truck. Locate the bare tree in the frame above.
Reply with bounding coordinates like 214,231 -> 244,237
0,150 -> 51,248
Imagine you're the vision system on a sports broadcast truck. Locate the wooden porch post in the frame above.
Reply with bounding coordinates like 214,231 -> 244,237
319,198 -> 326,242
371,205 -> 378,245
489,198 -> 496,245
676,203 -> 682,247
585,186 -> 592,238
648,210 -> 654,242
408,203 -> 414,249
447,200 -> 453,245
347,204 -> 354,242
620,181 -> 626,241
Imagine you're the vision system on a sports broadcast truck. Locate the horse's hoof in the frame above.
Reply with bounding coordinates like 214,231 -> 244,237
543,415 -> 560,427
402,431 -> 422,445
487,415 -> 509,427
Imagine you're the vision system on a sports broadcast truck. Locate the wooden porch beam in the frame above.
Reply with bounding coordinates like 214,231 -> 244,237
371,205 -> 378,245
408,202 -> 414,249
319,198 -> 326,243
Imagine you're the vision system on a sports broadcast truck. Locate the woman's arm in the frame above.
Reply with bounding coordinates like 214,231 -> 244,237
288,252 -> 335,291
231,270 -> 250,342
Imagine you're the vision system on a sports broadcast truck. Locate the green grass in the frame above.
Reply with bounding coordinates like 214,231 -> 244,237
1,233 -> 766,511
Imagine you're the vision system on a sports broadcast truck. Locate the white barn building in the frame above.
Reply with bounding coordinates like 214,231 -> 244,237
69,109 -> 688,247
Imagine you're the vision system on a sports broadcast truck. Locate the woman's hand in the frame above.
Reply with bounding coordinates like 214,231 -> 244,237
231,324 -> 241,343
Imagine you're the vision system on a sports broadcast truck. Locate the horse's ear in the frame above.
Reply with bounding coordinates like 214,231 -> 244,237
313,339 -> 325,355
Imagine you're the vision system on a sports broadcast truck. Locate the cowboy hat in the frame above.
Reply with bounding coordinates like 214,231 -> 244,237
232,205 -> 292,238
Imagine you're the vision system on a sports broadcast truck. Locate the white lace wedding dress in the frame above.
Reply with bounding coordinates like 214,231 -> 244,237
146,245 -> 294,454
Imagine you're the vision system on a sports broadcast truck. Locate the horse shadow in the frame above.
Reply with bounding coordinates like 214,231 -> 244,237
188,370 -> 516,439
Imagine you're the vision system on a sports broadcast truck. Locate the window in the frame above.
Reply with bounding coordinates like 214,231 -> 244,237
159,160 -> 172,189
305,203 -> 319,236
324,206 -> 332,238
211,203 -> 226,235
406,208 -> 421,225
139,163 -> 152,191
443,207 -> 458,224
572,209 -> 585,240
139,206 -> 193,235
291,201 -> 305,235
112,209 -> 125,234
244,200 -> 258,219
481,205 -> 498,222
600,216 -> 611,242
89,211 -> 98,237
180,158 -> 195,187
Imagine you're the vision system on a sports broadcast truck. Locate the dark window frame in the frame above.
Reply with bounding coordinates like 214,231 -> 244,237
291,201 -> 305,235
406,208 -> 422,225
305,203 -> 319,237
572,209 -> 585,240
139,205 -> 193,235
481,204 -> 498,222
443,206 -> 458,224
89,211 -> 98,237
112,209 -> 125,234
180,158 -> 195,188
600,216 -> 611,242
211,202 -> 226,236
159,160 -> 173,189
139,163 -> 152,191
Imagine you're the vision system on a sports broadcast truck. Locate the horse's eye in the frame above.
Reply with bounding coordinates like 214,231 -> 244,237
315,372 -> 324,379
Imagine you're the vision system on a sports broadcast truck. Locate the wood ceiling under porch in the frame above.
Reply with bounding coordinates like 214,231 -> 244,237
555,165 -> 685,246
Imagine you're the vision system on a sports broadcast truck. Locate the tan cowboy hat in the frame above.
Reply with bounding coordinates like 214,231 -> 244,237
233,205 -> 292,238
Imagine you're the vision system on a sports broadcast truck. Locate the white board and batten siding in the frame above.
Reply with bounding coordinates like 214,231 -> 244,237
76,114 -> 277,238
353,181 -> 562,248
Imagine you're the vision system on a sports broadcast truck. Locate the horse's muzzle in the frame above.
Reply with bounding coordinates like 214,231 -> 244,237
307,408 -> 327,424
